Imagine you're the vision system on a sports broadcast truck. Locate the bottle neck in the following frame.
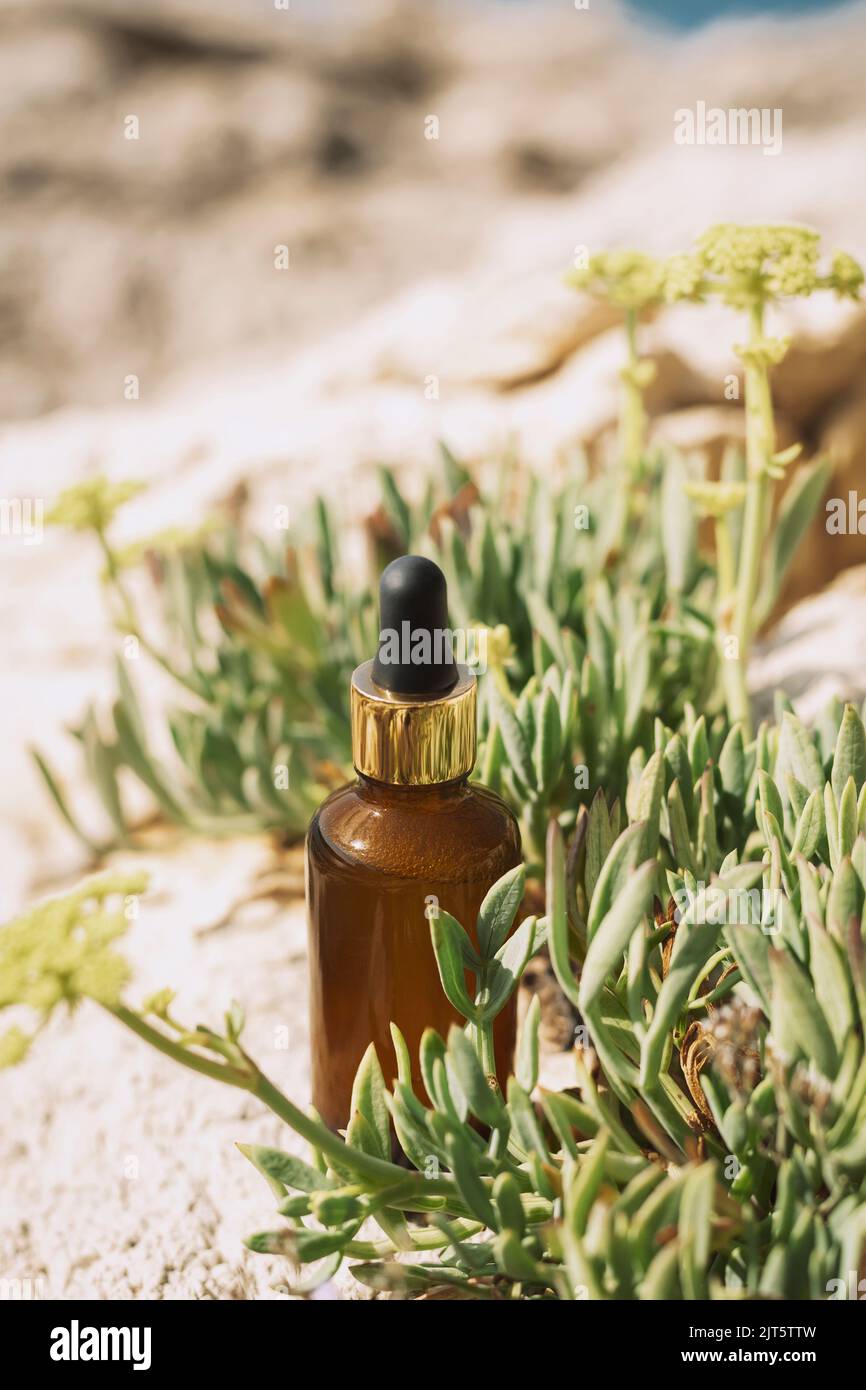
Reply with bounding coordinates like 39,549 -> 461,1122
356,771 -> 470,805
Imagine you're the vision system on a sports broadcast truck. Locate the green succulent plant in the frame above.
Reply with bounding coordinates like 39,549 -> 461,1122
8,704 -> 866,1298
35,445 -> 719,861
35,489 -> 372,849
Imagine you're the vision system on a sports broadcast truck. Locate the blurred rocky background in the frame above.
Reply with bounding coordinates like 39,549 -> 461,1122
4,0 -> 866,906
2,0 -> 866,1299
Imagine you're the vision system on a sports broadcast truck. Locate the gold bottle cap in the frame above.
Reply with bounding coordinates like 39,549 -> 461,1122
350,659 -> 476,786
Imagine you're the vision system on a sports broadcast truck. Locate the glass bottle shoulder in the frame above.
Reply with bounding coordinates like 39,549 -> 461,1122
306,777 -> 520,884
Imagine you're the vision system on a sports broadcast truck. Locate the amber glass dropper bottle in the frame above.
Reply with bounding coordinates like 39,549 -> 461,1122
305,554 -> 522,1131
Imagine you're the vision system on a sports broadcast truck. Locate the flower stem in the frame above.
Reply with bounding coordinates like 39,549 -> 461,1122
109,1003 -> 250,1088
716,510 -> 746,731
715,514 -> 737,605
478,1019 -> 498,1081
728,301 -> 775,735
619,308 -> 646,479
253,1072 -> 403,1186
107,1002 -> 447,1194
95,529 -> 206,699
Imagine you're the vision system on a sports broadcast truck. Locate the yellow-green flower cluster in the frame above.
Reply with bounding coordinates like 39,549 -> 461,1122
696,223 -> 863,308
662,252 -> 705,303
829,250 -> 865,299
569,227 -> 864,317
0,1025 -> 30,1068
698,223 -> 820,303
47,477 -> 147,533
567,251 -> 668,312
568,248 -> 711,313
0,874 -> 146,1067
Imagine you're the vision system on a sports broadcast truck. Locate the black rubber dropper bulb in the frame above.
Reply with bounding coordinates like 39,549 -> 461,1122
371,555 -> 459,696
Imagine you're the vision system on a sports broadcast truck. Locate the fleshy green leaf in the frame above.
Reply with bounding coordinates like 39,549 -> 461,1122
806,916 -> 855,1053
758,770 -> 784,843
678,1162 -> 715,1301
547,820 -> 581,1009
826,857 -> 863,942
777,712 -> 823,800
824,783 -> 840,868
661,453 -> 697,594
533,687 -> 562,798
587,821 -> 651,941
719,724 -> 746,800
831,704 -> 866,800
430,913 -> 479,1021
444,1131 -> 496,1228
446,1026 -> 505,1127
838,776 -> 859,860
688,716 -> 710,781
634,750 -> 664,860
585,789 -> 615,905
769,948 -> 837,1077
493,1171 -> 526,1239
516,994 -> 541,1093
348,1043 -> 390,1162
791,788 -> 824,859
484,916 -> 543,1019
579,861 -> 657,1013
476,864 -> 525,960
490,682 -> 534,792
641,863 -> 765,1086
666,781 -> 697,876
238,1144 -> 336,1196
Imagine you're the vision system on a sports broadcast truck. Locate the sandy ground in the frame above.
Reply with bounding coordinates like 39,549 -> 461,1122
0,838 -> 316,1300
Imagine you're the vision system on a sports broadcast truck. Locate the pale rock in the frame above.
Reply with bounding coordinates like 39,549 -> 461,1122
772,300 -> 866,428
0,15 -> 107,118
376,271 -> 621,392
490,120 -> 866,280
667,7 -> 866,131
642,303 -> 741,403
750,564 -> 866,717
804,384 -> 866,583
